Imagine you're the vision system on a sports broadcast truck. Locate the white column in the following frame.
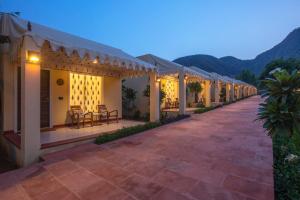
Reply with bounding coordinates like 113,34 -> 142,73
149,72 -> 160,122
214,80 -> 220,103
204,80 -> 211,107
230,83 -> 235,101
179,71 -> 186,115
236,86 -> 240,99
225,83 -> 230,102
21,36 -> 41,166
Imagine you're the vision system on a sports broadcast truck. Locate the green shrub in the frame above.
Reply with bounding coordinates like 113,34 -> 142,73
95,115 -> 190,145
95,122 -> 160,144
273,132 -> 300,200
196,102 -> 205,108
258,69 -> 300,137
194,107 -> 214,114
133,110 -> 141,119
257,69 -> 300,200
194,105 -> 223,114
187,82 -> 202,103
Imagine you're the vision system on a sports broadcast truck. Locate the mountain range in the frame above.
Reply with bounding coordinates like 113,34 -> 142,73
173,27 -> 300,77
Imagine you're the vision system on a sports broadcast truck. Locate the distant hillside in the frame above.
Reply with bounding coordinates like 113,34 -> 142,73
174,27 -> 300,76
173,55 -> 240,77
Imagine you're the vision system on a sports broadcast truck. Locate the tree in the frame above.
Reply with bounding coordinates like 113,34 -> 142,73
259,59 -> 300,81
187,82 -> 202,103
143,85 -> 166,105
122,80 -> 137,111
236,69 -> 258,86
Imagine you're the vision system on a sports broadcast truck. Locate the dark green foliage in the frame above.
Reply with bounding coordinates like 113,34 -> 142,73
259,59 -> 300,81
273,133 -> 300,200
122,80 -> 137,112
236,69 -> 258,86
257,70 -> 300,136
143,84 -> 166,104
133,110 -> 141,119
220,87 -> 226,102
160,90 -> 166,104
143,84 -> 150,97
196,102 -> 205,108
257,69 -> 300,200
95,115 -> 190,145
95,122 -> 160,144
187,82 -> 202,103
194,105 -> 222,114
194,95 -> 251,114
194,106 -> 215,114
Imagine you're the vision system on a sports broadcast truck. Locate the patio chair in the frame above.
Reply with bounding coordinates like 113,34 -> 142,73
165,98 -> 172,109
96,105 -> 118,124
174,98 -> 179,108
69,105 -> 93,129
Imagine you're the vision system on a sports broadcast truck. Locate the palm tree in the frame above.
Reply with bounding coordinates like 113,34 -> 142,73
187,82 -> 202,103
257,69 -> 300,137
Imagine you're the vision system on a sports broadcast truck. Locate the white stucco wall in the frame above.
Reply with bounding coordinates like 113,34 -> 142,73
123,76 -> 149,115
103,76 -> 122,118
51,70 -> 70,126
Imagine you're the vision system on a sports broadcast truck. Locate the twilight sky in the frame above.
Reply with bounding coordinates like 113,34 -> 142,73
1,0 -> 300,60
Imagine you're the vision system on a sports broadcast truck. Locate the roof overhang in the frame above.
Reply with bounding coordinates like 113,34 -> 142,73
0,13 -> 157,74
137,54 -> 211,80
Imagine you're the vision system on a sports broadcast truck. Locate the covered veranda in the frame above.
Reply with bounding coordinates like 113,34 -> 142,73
190,66 -> 257,104
190,67 -> 232,105
137,54 -> 212,115
0,13 -> 158,166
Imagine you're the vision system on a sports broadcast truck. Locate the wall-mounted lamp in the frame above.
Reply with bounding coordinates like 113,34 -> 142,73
156,78 -> 161,82
184,75 -> 188,80
92,58 -> 98,64
26,50 -> 40,64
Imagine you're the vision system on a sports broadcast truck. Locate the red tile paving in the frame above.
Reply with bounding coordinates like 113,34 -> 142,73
0,96 -> 274,200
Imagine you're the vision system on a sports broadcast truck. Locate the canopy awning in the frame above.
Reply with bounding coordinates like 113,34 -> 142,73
0,13 -> 156,72
190,66 -> 251,85
137,54 -> 211,80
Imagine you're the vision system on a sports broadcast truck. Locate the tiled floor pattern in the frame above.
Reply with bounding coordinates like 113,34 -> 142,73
0,96 -> 273,200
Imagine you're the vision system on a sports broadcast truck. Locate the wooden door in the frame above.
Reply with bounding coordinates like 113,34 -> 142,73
40,70 -> 50,128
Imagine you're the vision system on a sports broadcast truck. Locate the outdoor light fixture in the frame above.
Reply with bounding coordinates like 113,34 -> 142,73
92,58 -> 98,64
156,77 -> 161,82
184,75 -> 188,80
26,51 -> 40,64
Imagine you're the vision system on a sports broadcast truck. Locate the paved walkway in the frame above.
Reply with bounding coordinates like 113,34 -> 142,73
0,96 -> 274,200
